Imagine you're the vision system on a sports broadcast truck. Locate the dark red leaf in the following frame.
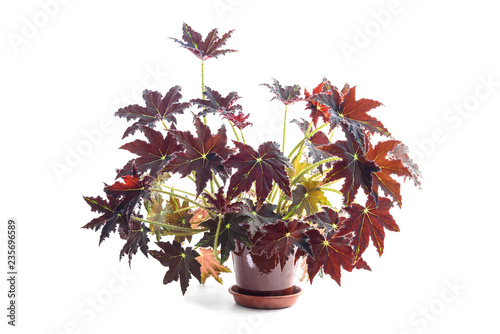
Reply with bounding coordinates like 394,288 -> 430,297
251,219 -> 313,270
225,141 -> 292,208
167,117 -> 233,197
237,199 -> 281,236
305,206 -> 343,235
366,140 -> 417,207
115,87 -> 190,138
119,219 -> 150,265
191,86 -> 242,117
223,111 -> 252,130
261,79 -> 302,105
170,23 -> 237,61
104,173 -> 149,213
337,196 -> 398,261
164,196 -> 194,243
149,241 -> 201,295
319,132 -> 380,206
305,229 -> 355,285
304,79 -> 334,127
203,186 -> 244,215
197,213 -> 251,263
119,127 -> 182,178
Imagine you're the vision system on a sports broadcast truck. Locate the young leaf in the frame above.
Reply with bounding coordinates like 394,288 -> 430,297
119,219 -> 150,265
223,111 -> 252,130
318,133 -> 380,206
196,248 -> 231,284
170,23 -> 237,61
149,241 -> 202,295
225,141 -> 292,208
366,140 -> 417,207
104,172 -> 149,215
167,117 -> 233,197
165,196 -> 194,243
261,79 -> 302,105
146,195 -> 167,241
115,87 -> 189,138
251,219 -> 313,270
290,180 -> 331,216
119,127 -> 182,178
190,86 -> 242,117
305,229 -> 355,285
337,196 -> 398,261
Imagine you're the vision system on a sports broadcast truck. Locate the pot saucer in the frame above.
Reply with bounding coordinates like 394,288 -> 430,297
228,285 -> 302,309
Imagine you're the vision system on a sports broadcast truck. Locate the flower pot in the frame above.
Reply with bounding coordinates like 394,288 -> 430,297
229,243 -> 302,309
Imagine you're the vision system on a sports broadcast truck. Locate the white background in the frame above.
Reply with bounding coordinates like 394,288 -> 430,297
1,0 -> 499,333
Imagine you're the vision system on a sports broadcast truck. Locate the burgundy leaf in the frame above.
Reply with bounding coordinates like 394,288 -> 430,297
225,141 -> 292,208
191,86 -> 242,117
170,23 -> 237,61
261,79 -> 302,105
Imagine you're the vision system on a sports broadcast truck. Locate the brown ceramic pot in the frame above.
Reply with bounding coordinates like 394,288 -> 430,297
231,243 -> 298,296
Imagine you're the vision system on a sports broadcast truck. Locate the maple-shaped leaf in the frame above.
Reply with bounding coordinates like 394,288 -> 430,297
82,194 -> 129,244
119,219 -> 150,265
149,241 -> 201,295
203,186 -> 244,215
366,140 -> 418,207
305,206 -> 343,235
290,180 -> 331,217
304,79 -> 334,127
165,196 -> 194,243
251,219 -> 313,270
222,111 -> 252,130
115,87 -> 190,138
119,127 -> 182,178
196,248 -> 231,284
197,212 -> 251,263
261,79 -> 302,105
167,117 -> 233,197
237,199 -> 281,236
337,196 -> 398,261
318,132 -> 380,206
170,23 -> 237,61
104,171 -> 150,216
391,143 -> 422,188
305,229 -> 355,286
191,86 -> 242,117
225,141 -> 292,208
337,85 -> 389,136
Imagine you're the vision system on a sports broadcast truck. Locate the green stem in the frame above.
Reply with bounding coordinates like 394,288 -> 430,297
166,186 -> 196,198
282,105 -> 288,153
290,156 -> 340,187
228,120 -> 240,141
212,171 -> 221,189
320,187 -> 342,195
292,121 -> 313,162
151,189 -> 210,212
201,60 -> 207,124
213,214 -> 223,262
287,123 -> 329,159
172,205 -> 198,214
132,217 -> 208,234
239,128 -> 246,144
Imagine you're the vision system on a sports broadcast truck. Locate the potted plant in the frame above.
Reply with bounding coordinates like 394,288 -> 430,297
82,23 -> 421,309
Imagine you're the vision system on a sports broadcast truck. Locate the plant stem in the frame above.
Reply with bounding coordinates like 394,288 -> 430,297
320,187 -> 342,195
287,123 -> 329,159
166,186 -> 196,198
151,189 -> 210,212
239,129 -> 246,144
132,217 -> 208,234
213,214 -> 223,262
282,105 -> 288,153
172,205 -> 198,214
228,120 -> 240,141
201,60 -> 207,124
